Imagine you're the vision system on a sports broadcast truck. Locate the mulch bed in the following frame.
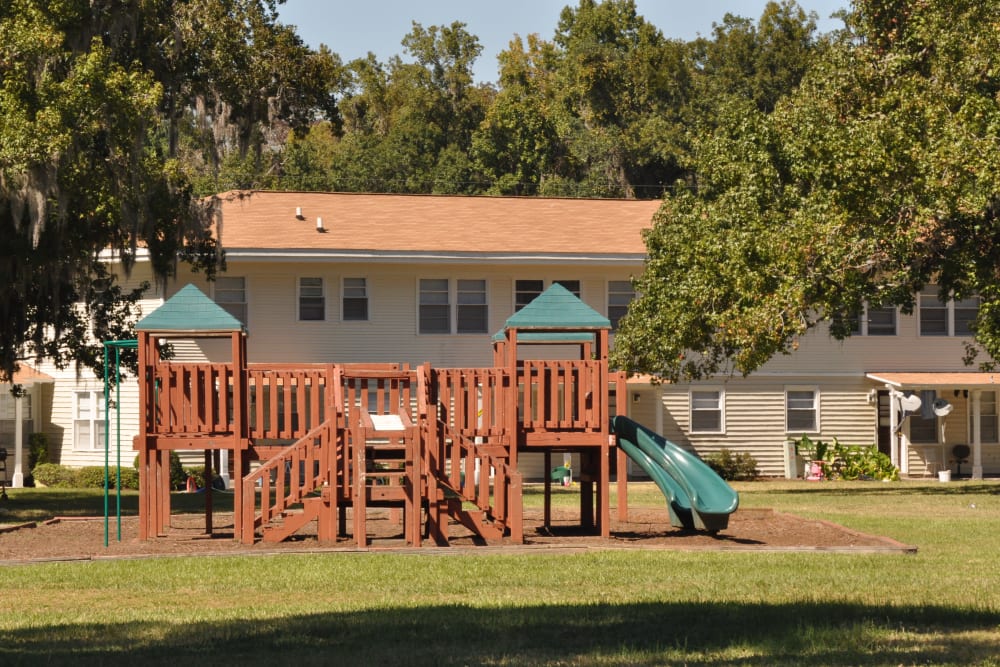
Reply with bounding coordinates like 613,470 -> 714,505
0,506 -> 915,563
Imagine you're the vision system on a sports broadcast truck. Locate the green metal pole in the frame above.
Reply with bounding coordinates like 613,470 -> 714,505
115,345 -> 122,542
103,343 -> 110,548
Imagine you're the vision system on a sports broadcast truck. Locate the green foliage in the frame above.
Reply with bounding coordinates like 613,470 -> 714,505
30,463 -> 140,489
703,448 -> 758,481
792,435 -> 899,481
0,0 -> 342,383
168,452 -> 187,491
30,463 -> 78,488
613,0 -> 1000,380
27,432 -> 48,469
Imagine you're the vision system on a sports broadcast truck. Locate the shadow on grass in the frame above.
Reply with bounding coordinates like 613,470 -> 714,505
2,600 -> 997,666
1,489 -> 234,522
756,482 -> 1000,497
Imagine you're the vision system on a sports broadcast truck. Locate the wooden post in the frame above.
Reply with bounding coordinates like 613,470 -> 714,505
204,449 -> 213,535
543,450 -> 552,529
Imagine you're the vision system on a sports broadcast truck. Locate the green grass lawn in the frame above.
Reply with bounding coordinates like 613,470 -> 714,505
2,480 -> 999,666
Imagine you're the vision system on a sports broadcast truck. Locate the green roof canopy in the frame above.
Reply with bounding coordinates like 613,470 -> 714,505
500,283 -> 610,332
137,284 -> 244,333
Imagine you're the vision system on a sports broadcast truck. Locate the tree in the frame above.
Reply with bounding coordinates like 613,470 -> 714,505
321,22 -> 493,194
549,0 -> 691,198
0,0 -> 340,383
612,0 -> 1000,381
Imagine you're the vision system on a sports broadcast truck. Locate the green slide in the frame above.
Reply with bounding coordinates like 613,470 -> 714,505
612,416 -> 739,532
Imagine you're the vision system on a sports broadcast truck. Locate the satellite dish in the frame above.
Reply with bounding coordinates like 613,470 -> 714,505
933,398 -> 954,417
899,394 -> 922,413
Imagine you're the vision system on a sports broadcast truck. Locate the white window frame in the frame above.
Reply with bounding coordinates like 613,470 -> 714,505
919,285 -> 979,337
607,280 -> 635,331
74,390 -> 106,451
456,279 -> 488,334
689,388 -> 725,434
785,386 -> 819,434
297,276 -> 326,322
419,278 -> 489,335
341,277 -> 369,322
212,276 -> 248,326
851,303 -> 897,336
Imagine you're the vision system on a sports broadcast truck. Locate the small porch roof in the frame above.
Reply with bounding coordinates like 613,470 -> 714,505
6,365 -> 54,386
866,371 -> 1000,389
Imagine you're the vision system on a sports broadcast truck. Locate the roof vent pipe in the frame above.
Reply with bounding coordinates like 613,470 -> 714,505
295,207 -> 303,219
316,217 -> 326,232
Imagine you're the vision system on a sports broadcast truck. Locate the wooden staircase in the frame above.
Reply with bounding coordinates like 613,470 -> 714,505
241,420 -> 339,544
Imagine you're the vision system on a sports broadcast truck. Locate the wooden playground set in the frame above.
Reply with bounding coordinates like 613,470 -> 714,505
132,284 -> 736,547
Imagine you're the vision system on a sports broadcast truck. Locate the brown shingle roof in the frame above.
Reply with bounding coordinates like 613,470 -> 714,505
212,191 -> 660,258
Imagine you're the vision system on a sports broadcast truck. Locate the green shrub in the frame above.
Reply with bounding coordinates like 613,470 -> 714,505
133,451 -> 187,490
31,463 -> 78,488
28,432 -> 49,468
117,466 -> 139,489
704,449 -> 758,481
183,466 -> 207,489
76,466 -> 110,488
29,463 -> 141,489
790,435 -> 899,481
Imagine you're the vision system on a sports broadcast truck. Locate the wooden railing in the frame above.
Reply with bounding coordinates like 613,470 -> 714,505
241,420 -> 337,543
430,368 -> 513,514
519,360 -> 604,432
149,363 -> 236,435
247,364 -> 332,440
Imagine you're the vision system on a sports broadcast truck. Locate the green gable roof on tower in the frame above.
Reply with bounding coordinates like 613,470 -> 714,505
498,283 -> 610,338
137,284 -> 245,332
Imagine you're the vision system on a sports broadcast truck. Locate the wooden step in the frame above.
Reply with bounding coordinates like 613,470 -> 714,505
261,498 -> 323,543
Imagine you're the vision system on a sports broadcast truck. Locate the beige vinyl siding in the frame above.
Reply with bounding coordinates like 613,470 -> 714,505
173,262 -> 638,369
660,378 -> 878,477
38,265 -> 162,468
760,314 -> 975,376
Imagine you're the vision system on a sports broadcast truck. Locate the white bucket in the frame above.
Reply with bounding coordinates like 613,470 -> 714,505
938,470 -> 952,483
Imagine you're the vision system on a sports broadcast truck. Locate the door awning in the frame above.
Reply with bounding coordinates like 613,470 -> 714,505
866,371 -> 1000,389
7,366 -> 54,386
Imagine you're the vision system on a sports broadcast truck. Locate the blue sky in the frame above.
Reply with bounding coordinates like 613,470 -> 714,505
276,0 -> 848,83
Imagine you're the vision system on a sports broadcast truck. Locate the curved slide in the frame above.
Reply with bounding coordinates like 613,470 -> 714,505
612,416 -> 739,532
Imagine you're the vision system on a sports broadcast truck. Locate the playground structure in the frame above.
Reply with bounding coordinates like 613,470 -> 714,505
133,284 -> 737,546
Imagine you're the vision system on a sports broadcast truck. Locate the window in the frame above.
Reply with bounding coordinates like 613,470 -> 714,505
954,295 -> 979,335
214,276 -> 247,325
786,388 -> 818,432
973,391 -> 998,443
608,281 -> 634,330
420,279 -> 488,334
456,280 -> 488,333
298,277 -> 325,321
342,277 -> 369,321
690,389 -> 724,433
849,303 -> 897,335
419,279 -> 451,334
74,391 -> 106,451
919,287 -> 948,335
515,279 -> 580,311
920,286 -> 979,336
515,280 -> 544,311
